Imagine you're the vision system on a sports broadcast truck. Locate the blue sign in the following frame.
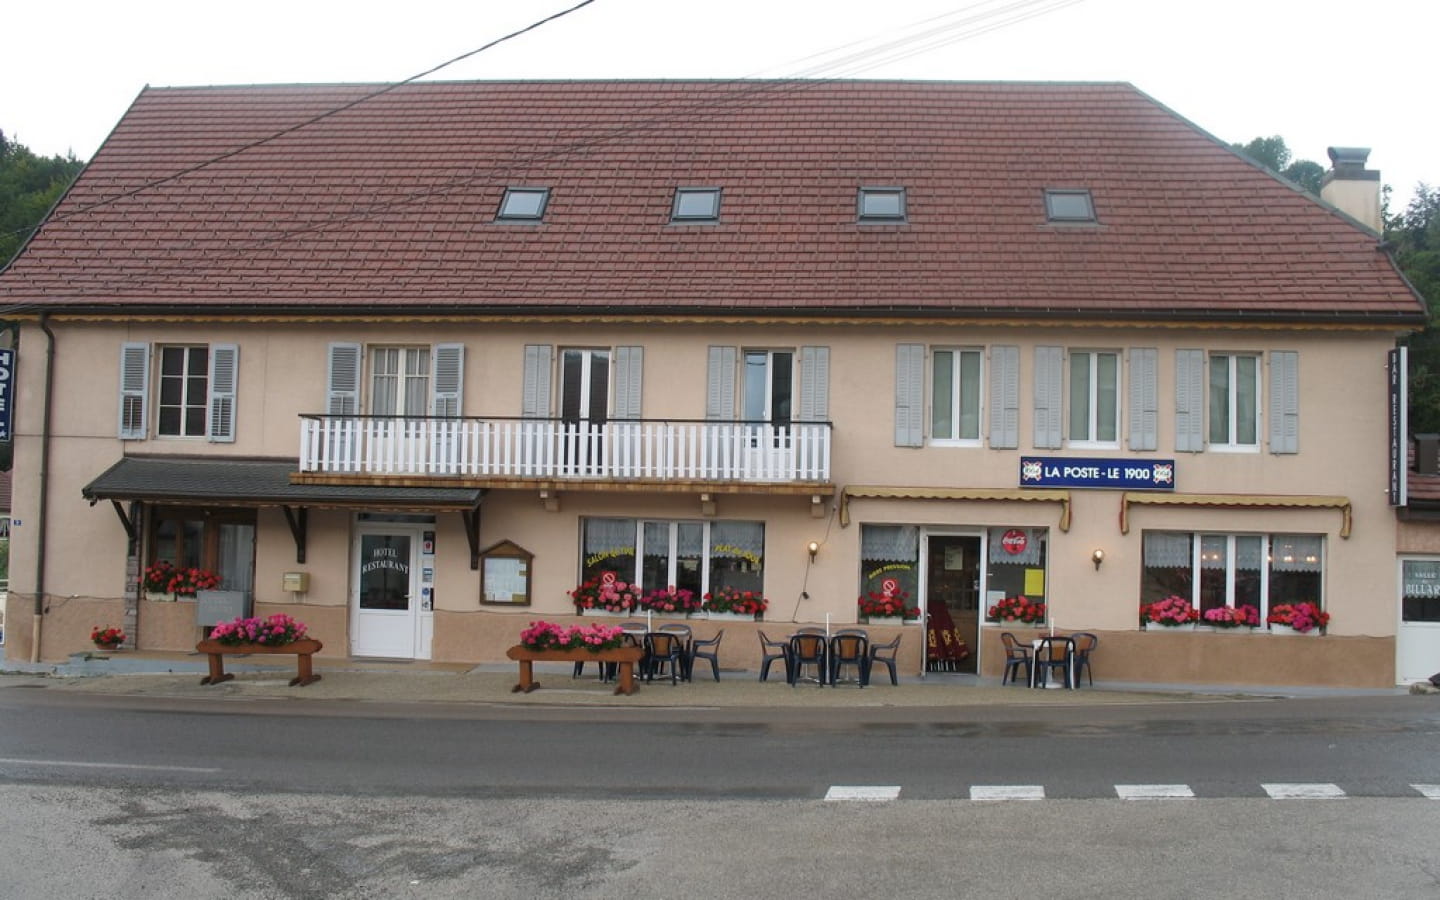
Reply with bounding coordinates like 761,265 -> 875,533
0,348 -> 13,441
1020,456 -> 1174,490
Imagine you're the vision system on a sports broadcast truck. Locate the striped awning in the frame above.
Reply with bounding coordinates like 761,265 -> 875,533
839,485 -> 1071,530
1120,492 -> 1352,538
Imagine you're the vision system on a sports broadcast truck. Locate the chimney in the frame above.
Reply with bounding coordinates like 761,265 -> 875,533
1415,433 -> 1440,476
1320,146 -> 1382,232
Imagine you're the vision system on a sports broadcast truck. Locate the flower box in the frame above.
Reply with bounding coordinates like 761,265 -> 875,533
145,591 -> 173,603
505,645 -> 646,695
864,616 -> 914,626
1146,622 -> 1195,632
1268,624 -> 1321,636
195,637 -> 324,687
705,611 -> 761,622
577,608 -> 630,617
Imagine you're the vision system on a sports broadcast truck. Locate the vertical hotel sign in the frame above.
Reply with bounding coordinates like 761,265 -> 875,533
1389,346 -> 1407,507
0,348 -> 13,441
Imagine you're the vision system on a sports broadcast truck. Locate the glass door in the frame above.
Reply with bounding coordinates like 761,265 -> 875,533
924,533 -> 980,673
352,527 -> 421,658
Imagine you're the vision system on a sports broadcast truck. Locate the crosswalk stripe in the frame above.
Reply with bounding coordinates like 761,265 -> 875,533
825,785 -> 901,802
1115,784 -> 1194,799
1262,783 -> 1346,799
1413,784 -> 1440,799
970,785 -> 1045,801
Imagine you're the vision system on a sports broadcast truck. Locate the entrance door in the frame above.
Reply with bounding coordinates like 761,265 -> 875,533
352,527 -> 422,658
1398,558 -> 1440,684
924,534 -> 980,673
559,348 -> 610,474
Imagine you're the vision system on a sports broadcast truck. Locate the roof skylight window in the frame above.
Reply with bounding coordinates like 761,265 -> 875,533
1044,189 -> 1096,223
671,188 -> 722,223
497,187 -> 549,221
858,187 -> 906,223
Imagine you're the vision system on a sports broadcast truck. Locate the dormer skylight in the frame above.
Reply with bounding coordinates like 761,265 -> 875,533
497,187 -> 550,222
1044,189 -> 1096,223
671,187 -> 722,223
858,187 -> 906,223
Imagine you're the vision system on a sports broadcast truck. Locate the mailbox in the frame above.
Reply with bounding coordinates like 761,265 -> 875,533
282,572 -> 310,592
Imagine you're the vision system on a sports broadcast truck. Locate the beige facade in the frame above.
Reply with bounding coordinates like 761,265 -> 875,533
3,316 -> 1407,686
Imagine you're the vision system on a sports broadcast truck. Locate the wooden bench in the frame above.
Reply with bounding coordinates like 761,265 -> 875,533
196,638 -> 324,687
506,645 -> 646,696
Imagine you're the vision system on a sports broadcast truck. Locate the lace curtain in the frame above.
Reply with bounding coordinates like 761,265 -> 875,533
987,527 -> 1045,566
860,525 -> 918,562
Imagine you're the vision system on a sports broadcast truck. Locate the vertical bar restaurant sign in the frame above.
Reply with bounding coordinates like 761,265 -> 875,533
1389,346 -> 1408,507
1020,456 -> 1175,490
0,348 -> 14,441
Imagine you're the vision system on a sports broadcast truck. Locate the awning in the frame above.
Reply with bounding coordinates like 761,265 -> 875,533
1120,492 -> 1353,538
83,456 -> 486,567
83,456 -> 483,510
839,485 -> 1071,530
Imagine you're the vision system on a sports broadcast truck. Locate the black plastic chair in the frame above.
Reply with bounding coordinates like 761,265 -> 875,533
868,634 -> 901,686
1070,632 -> 1098,687
573,623 -> 645,682
643,632 -> 684,685
757,630 -> 791,682
688,630 -> 724,682
829,632 -> 870,687
1000,631 -> 1032,686
788,633 -> 828,686
1034,636 -> 1074,689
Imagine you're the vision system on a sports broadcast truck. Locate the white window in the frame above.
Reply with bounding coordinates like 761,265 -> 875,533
326,342 -> 464,419
1067,350 -> 1119,446
743,349 -> 793,426
560,348 -> 611,424
1141,531 -> 1323,620
370,347 -> 431,416
930,348 -> 983,444
1209,353 -> 1260,448
580,518 -> 766,598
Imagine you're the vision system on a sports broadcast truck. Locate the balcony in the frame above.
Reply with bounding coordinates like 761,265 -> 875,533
298,416 -> 832,485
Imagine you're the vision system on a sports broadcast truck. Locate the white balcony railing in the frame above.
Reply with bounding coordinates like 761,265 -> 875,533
299,416 -> 832,482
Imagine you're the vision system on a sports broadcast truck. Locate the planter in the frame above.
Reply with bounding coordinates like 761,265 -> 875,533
1147,622 -> 1195,632
506,644 -> 646,695
864,616 -> 916,626
195,638 -> 325,686
703,611 -> 762,621
145,591 -> 173,602
577,608 -> 634,617
93,642 -> 120,651
1268,624 -> 1322,636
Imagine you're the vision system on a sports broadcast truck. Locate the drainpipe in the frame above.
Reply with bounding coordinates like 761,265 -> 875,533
31,314 -> 55,663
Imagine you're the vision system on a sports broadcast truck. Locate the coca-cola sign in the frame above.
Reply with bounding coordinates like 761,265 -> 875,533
1000,529 -> 1028,555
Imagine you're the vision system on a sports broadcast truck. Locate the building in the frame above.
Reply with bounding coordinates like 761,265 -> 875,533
0,80 -> 1424,685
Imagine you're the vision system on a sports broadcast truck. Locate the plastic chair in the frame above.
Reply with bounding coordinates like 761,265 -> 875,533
1000,632 -> 1032,686
829,632 -> 870,687
1034,636 -> 1074,688
757,631 -> 791,682
1070,632 -> 1098,687
643,632 -> 685,685
868,634 -> 901,686
788,633 -> 828,686
688,630 -> 724,682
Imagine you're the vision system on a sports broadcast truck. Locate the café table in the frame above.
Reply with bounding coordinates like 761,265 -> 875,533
787,632 -> 830,686
1029,635 -> 1076,689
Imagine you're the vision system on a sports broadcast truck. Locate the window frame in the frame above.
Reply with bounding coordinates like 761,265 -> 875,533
1208,352 -> 1261,451
1141,530 -> 1325,621
742,348 -> 794,427
1066,349 -> 1120,448
670,187 -> 722,223
156,345 -> 210,438
496,187 -> 550,222
581,517 -> 766,599
1044,188 -> 1096,223
929,347 -> 984,446
857,187 -> 907,223
368,345 -> 432,417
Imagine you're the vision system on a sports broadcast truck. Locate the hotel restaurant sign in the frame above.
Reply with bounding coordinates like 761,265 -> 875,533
1020,456 -> 1175,491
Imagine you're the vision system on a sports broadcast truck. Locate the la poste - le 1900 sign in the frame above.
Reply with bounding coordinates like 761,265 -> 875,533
1019,456 -> 1174,490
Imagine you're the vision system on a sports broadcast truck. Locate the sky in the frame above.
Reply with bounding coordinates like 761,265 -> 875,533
4,0 -> 1436,209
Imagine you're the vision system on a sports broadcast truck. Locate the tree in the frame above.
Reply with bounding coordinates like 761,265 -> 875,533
1230,135 -> 1323,195
0,130 -> 84,267
1389,185 -> 1440,432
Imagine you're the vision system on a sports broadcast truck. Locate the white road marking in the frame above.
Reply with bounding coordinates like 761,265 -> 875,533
1412,784 -> 1440,799
825,785 -> 901,801
970,785 -> 1045,801
1262,783 -> 1346,799
0,757 -> 222,773
1115,784 -> 1194,799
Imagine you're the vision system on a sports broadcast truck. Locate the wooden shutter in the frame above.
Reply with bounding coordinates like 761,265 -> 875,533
431,343 -> 465,417
894,343 -> 924,447
1268,350 -> 1299,454
1033,345 -> 1063,449
798,345 -> 830,422
1127,347 -> 1158,451
521,344 -> 553,418
206,343 -> 238,443
989,345 -> 1019,449
326,343 -> 362,416
706,346 -> 737,420
612,346 -> 644,420
1175,349 -> 1205,452
118,342 -> 150,440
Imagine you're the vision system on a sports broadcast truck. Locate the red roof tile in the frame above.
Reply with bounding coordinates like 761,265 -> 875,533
0,80 -> 1423,321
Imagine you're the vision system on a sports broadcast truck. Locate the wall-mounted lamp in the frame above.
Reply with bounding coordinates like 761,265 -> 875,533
1091,548 -> 1105,570
807,540 -> 820,562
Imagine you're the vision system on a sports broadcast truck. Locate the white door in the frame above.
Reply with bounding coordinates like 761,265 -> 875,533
1398,558 -> 1440,684
353,526 -> 423,658
741,349 -> 793,480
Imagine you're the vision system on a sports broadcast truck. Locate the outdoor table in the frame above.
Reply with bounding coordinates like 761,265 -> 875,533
1029,635 -> 1076,689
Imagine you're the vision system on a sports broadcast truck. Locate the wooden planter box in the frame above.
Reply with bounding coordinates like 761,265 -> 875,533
506,644 -> 646,696
195,638 -> 325,687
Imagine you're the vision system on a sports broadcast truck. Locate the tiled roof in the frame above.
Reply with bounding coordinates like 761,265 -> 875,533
0,80 -> 1423,321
